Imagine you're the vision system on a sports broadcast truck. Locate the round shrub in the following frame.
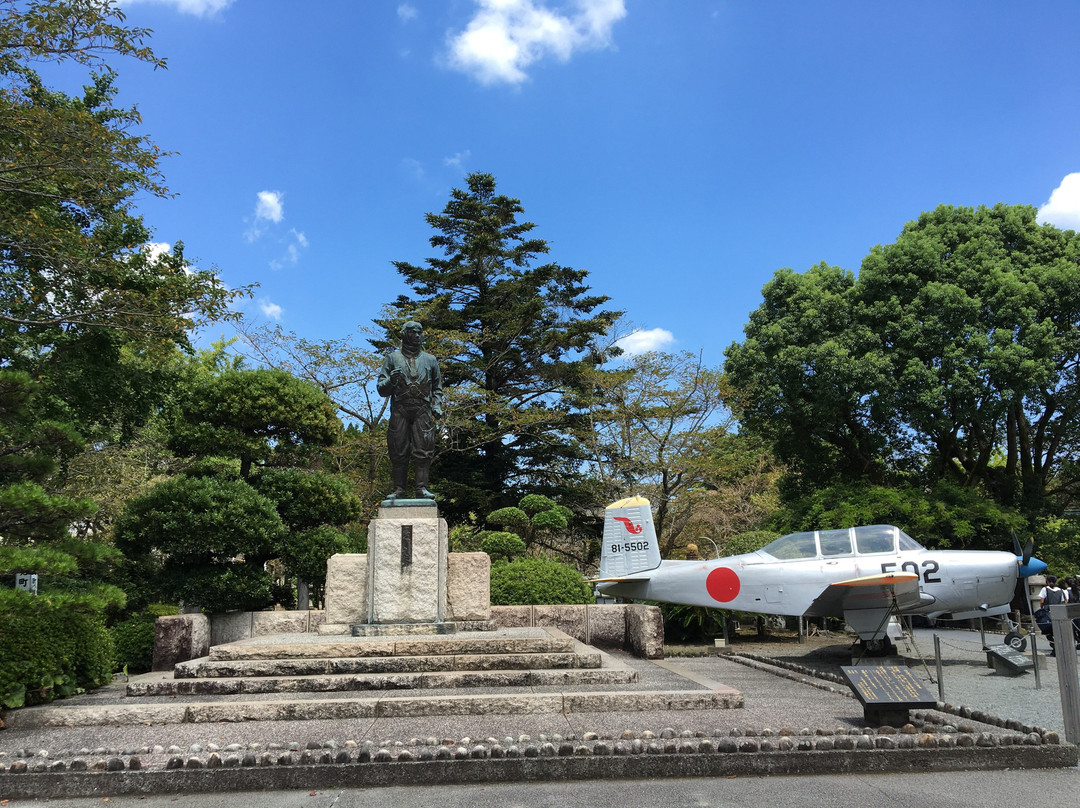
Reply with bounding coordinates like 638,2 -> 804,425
489,557 -> 593,606
480,531 -> 527,563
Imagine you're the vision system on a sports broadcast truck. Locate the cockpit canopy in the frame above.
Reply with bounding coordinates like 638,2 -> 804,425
758,525 -> 924,560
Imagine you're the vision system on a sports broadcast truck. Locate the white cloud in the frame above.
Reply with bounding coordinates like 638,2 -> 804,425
259,299 -> 284,320
447,0 -> 626,86
615,328 -> 676,355
122,0 -> 234,17
269,229 -> 308,271
398,4 -> 418,22
255,191 -> 285,224
1038,173 -> 1080,231
444,150 -> 472,168
245,190 -> 286,242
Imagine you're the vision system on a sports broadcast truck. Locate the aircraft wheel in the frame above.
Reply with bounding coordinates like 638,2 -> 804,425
1004,631 -> 1027,652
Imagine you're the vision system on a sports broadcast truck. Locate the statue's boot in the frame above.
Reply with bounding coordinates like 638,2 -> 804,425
389,464 -> 408,500
414,462 -> 435,499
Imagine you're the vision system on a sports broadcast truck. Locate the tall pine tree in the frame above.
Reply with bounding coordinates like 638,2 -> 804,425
382,173 -> 620,522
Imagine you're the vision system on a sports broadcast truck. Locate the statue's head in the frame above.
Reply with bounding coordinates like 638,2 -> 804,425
401,321 -> 423,350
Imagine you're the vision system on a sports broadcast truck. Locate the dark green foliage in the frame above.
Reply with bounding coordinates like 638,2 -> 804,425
383,172 -> 621,522
251,468 -> 361,530
480,531 -> 527,563
114,474 -> 286,612
0,592 -> 114,708
726,204 -> 1080,517
284,525 -> 352,589
109,617 -> 155,674
768,481 -> 1024,550
722,530 -> 780,556
658,603 -> 726,643
169,368 -> 341,478
489,557 -> 592,605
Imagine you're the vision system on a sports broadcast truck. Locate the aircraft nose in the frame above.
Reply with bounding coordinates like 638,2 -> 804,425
1018,555 -> 1049,578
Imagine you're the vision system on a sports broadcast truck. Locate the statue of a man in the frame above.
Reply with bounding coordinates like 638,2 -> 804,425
377,321 -> 443,500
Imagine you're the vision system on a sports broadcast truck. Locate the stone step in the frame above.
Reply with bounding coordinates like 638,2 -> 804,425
8,688 -> 744,728
207,635 -> 577,662
128,666 -> 639,697
175,651 -> 603,679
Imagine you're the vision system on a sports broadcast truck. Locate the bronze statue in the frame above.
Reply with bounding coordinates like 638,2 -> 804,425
377,321 -> 443,500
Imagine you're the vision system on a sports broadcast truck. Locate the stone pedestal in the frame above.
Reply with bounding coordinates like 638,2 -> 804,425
367,503 -> 447,624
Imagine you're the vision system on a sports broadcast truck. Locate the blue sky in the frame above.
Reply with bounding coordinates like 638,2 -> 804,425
54,0 -> 1080,365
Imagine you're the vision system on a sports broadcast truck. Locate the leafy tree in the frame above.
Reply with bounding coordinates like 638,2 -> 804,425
576,348 -> 734,556
381,172 -> 621,521
0,1 -> 242,598
726,204 -> 1080,519
169,367 -> 342,479
236,320 -> 391,515
250,467 -> 362,602
114,474 -> 286,612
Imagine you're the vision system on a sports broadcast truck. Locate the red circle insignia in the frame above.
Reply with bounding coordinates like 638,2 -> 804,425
706,567 -> 740,603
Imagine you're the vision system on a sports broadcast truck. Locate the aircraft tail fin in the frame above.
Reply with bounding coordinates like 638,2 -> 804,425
597,496 -> 662,579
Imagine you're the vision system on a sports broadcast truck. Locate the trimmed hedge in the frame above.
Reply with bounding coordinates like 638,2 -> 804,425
490,557 -> 593,606
0,596 -> 114,709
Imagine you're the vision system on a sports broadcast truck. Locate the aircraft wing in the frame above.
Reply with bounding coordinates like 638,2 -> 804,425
805,571 -> 922,617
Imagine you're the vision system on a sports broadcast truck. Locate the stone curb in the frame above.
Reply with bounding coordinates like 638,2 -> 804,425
3,689 -> 743,729
1,744 -> 1075,799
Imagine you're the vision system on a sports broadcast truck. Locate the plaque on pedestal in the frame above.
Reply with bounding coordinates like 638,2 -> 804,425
842,665 -> 936,726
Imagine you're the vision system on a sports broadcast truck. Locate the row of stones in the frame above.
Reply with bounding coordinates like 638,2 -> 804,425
1,724 -> 1058,774
732,652 -> 1057,739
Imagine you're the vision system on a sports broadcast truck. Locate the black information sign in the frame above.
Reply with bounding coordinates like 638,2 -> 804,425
841,665 -> 936,709
985,643 -> 1034,675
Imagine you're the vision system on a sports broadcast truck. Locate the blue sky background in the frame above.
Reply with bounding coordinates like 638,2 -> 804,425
48,0 -> 1080,365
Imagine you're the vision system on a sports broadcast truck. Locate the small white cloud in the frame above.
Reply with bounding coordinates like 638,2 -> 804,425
123,0 -> 234,17
245,190 -> 286,242
255,190 -> 285,223
444,150 -> 471,168
291,229 -> 309,248
447,0 -> 626,86
615,328 -> 675,355
398,3 -> 418,22
259,299 -> 284,320
1038,172 -> 1080,231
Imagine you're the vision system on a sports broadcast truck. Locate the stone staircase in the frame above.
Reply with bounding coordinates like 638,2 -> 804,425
128,628 -> 635,698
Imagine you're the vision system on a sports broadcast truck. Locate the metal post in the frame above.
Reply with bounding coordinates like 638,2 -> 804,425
798,615 -> 805,644
978,617 -> 986,650
933,633 -> 944,703
1051,603 -> 1080,744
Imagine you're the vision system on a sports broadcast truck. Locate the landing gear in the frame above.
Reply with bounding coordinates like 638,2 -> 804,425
1004,630 -> 1028,652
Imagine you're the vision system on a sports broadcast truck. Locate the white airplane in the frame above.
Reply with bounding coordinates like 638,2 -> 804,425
590,496 -> 1047,653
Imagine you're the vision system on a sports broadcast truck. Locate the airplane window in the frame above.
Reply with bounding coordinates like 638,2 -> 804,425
759,532 -> 817,560
854,525 -> 895,554
897,529 -> 924,551
818,528 -> 853,556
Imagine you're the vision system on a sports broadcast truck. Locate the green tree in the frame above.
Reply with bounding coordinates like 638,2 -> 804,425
114,474 -> 286,612
576,348 -> 734,556
250,467 -> 362,604
382,172 -> 621,521
726,204 -> 1080,519
0,0 -> 243,597
489,557 -> 592,606
169,367 -> 342,479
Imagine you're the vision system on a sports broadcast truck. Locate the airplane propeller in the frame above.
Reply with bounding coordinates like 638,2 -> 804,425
1012,529 -> 1047,578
